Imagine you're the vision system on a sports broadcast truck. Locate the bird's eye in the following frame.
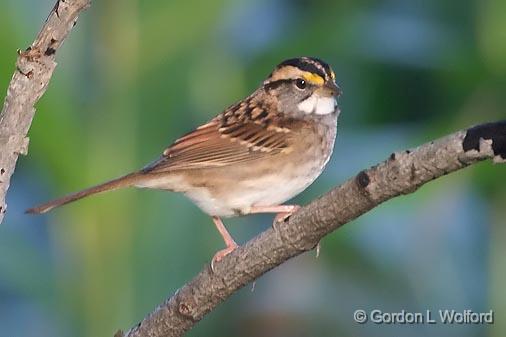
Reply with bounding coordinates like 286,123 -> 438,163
295,79 -> 306,90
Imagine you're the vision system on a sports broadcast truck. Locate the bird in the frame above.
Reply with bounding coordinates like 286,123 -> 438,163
27,57 -> 342,268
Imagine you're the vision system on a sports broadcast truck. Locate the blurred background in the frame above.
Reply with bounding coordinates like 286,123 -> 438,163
1,0 -> 505,336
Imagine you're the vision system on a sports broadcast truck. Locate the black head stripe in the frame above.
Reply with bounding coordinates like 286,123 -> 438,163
278,57 -> 329,80
264,78 -> 293,91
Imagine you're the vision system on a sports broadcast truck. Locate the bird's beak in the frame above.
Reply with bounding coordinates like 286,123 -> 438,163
317,81 -> 341,98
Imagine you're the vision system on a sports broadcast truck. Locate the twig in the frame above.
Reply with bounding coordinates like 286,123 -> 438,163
0,0 -> 91,224
119,121 -> 505,337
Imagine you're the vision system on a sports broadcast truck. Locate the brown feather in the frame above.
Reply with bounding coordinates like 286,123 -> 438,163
143,95 -> 303,173
26,172 -> 142,214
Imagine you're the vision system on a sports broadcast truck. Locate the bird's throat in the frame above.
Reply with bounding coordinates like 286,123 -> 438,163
297,94 -> 337,115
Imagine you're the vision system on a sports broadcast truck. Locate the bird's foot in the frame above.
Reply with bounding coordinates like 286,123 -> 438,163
211,242 -> 238,272
272,205 -> 301,224
250,205 -> 301,224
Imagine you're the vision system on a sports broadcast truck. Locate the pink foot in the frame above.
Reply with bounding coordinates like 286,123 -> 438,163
211,242 -> 239,271
272,205 -> 301,223
250,205 -> 301,224
210,216 -> 239,271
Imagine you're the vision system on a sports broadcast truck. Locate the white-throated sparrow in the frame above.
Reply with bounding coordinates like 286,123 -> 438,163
28,57 -> 341,267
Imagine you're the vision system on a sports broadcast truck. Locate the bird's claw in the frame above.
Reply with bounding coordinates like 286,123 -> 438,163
210,243 -> 238,272
273,205 -> 301,224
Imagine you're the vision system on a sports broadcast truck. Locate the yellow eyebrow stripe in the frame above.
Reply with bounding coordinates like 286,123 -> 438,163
302,72 -> 324,85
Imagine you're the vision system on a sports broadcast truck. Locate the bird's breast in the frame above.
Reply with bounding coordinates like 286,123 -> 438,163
179,115 -> 338,217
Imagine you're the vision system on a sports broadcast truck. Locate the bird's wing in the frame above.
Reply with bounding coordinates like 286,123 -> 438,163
142,101 -> 302,173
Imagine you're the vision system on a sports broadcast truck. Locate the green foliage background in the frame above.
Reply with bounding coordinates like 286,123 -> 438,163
0,0 -> 505,336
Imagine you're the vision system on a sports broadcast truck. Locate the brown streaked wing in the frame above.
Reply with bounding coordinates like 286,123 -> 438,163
142,116 -> 298,173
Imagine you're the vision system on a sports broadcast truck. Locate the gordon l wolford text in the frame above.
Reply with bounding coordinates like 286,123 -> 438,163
369,309 -> 494,324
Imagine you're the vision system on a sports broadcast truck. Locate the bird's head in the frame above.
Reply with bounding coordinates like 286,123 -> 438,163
264,57 -> 341,117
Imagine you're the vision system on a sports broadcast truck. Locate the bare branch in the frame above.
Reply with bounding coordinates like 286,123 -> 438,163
119,120 -> 505,337
0,0 -> 91,224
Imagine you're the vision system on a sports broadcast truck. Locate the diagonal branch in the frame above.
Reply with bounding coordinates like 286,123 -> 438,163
0,0 -> 91,224
118,120 -> 505,337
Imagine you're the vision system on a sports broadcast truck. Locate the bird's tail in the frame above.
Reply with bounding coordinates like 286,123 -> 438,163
26,172 -> 143,214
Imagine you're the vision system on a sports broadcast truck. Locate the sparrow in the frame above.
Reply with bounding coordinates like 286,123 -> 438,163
27,57 -> 342,268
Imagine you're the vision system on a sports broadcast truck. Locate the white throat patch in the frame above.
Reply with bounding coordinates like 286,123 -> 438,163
297,95 -> 336,115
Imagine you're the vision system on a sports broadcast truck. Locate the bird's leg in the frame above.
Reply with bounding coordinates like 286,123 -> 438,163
211,216 -> 238,271
249,205 -> 301,223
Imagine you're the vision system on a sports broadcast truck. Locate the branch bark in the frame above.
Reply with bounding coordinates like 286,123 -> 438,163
118,120 -> 505,337
0,0 -> 91,224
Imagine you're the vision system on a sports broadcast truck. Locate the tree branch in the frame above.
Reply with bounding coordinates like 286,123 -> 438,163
118,120 -> 505,337
0,0 -> 91,224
